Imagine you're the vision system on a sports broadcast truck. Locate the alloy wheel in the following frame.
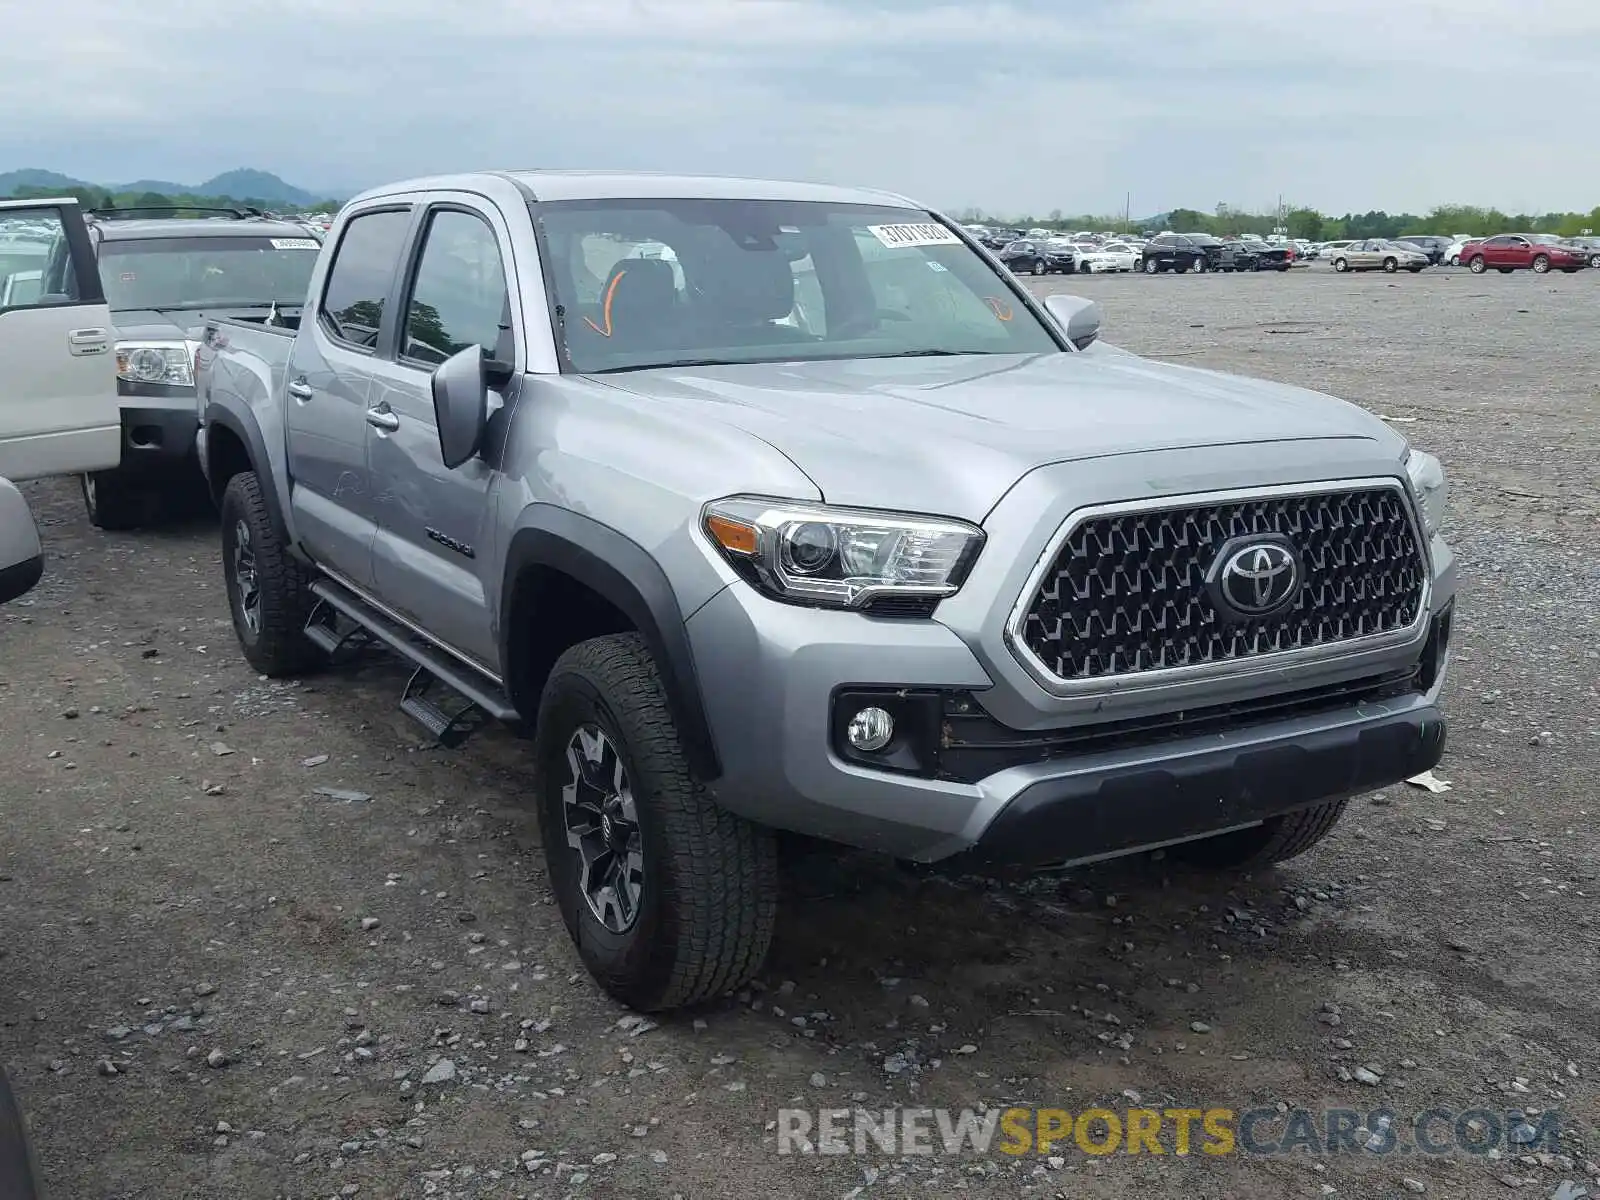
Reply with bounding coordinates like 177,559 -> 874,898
561,724 -> 644,934
232,519 -> 262,636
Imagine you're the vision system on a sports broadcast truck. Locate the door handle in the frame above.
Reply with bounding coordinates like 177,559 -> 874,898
67,328 -> 109,357
365,405 -> 400,432
287,379 -> 314,402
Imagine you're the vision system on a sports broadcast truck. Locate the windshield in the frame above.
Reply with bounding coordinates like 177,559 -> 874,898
98,235 -> 320,311
534,198 -> 1060,373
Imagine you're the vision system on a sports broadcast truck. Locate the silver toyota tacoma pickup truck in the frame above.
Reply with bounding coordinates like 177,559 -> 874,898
195,171 -> 1455,1012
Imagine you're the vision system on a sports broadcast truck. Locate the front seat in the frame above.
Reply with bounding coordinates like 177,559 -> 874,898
585,257 -> 681,352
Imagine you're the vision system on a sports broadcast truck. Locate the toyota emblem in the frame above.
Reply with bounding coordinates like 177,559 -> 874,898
1206,535 -> 1303,620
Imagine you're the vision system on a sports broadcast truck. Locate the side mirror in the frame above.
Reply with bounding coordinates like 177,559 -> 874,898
0,478 -> 44,606
430,346 -> 490,470
1044,293 -> 1103,350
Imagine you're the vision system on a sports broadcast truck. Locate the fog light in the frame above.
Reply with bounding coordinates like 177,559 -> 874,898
846,706 -> 894,752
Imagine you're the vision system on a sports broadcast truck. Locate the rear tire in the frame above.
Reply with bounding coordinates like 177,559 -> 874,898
219,471 -> 324,676
1467,256 -> 1486,273
1332,258 -> 1349,272
535,633 -> 779,1012
1167,800 -> 1349,870
1382,257 -> 1398,273
81,471 -> 159,531
1143,257 -> 1159,274
1449,253 -> 1460,266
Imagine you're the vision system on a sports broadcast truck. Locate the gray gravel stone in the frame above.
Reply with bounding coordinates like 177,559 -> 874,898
421,1058 -> 457,1085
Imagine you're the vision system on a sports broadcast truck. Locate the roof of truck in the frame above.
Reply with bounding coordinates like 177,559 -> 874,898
91,216 -> 319,241
348,170 -> 923,210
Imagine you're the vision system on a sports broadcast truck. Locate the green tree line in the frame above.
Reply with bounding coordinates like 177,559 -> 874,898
3,183 -> 340,215
955,202 -> 1600,240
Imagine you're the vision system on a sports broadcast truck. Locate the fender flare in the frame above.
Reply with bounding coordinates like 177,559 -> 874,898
203,402 -> 290,542
500,507 -> 721,782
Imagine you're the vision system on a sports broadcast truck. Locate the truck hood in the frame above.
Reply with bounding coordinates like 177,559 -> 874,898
111,306 -> 286,342
596,350 -> 1399,520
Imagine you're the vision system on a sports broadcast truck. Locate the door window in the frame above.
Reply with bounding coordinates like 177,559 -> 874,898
319,209 -> 412,349
399,210 -> 510,366
0,207 -> 90,309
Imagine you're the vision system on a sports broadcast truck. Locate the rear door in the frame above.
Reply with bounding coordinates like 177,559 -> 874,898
0,199 -> 118,479
367,196 -> 516,670
284,205 -> 414,588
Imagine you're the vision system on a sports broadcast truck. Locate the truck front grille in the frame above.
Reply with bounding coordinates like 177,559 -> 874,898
1013,483 -> 1428,687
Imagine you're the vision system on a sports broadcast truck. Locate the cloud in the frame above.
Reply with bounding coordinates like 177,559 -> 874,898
2,0 -> 1597,217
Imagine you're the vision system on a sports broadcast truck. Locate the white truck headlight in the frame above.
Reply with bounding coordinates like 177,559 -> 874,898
1404,448 -> 1447,536
703,496 -> 984,611
116,341 -> 194,387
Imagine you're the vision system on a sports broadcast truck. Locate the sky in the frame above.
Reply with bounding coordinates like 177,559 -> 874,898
2,0 -> 1598,218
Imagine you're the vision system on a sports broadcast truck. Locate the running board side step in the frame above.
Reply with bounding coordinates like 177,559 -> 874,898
306,578 -> 518,746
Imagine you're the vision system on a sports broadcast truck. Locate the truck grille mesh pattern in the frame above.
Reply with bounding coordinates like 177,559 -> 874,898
1018,487 -> 1427,683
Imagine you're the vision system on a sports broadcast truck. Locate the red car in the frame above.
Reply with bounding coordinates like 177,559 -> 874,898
1460,234 -> 1588,275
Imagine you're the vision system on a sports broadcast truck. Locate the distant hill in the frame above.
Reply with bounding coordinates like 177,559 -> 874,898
0,168 -> 84,193
195,169 -> 319,207
0,167 -> 337,207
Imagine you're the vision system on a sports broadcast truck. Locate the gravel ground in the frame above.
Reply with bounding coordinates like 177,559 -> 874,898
2,266 -> 1596,1200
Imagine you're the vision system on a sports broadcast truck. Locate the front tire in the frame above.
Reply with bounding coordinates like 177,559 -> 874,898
535,633 -> 779,1012
1031,258 -> 1046,276
219,471 -> 324,676
1167,800 -> 1349,870
81,471 -> 159,531
1531,254 -> 1550,273
1192,256 -> 1209,274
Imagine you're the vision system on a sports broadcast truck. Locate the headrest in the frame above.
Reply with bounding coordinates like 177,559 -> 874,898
717,251 -> 795,322
604,258 -> 678,326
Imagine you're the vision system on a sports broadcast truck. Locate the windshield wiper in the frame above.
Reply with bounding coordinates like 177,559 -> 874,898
590,358 -> 734,374
864,349 -> 975,359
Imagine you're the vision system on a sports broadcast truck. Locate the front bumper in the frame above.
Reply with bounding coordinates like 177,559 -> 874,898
113,383 -> 201,476
687,583 -> 1454,867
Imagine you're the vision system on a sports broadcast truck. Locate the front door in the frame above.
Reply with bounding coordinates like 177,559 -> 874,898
0,199 -> 119,479
368,199 -> 516,672
285,205 -> 414,589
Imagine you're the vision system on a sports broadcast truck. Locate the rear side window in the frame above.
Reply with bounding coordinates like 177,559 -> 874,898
400,210 -> 510,366
320,209 -> 411,348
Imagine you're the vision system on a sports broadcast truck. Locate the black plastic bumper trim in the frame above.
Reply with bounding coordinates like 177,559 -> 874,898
962,704 -> 1446,869
115,405 -> 201,471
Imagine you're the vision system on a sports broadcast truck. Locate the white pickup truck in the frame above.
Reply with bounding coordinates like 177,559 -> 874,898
0,197 -> 122,479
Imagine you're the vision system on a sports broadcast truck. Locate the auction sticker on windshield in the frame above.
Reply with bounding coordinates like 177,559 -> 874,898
868,223 -> 962,249
269,238 -> 321,250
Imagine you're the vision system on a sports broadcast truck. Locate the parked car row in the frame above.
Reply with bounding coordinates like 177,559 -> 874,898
1310,232 -> 1594,274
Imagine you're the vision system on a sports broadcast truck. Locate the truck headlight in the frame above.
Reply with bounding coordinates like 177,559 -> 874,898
702,496 -> 984,610
116,341 -> 194,387
1403,448 -> 1447,536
